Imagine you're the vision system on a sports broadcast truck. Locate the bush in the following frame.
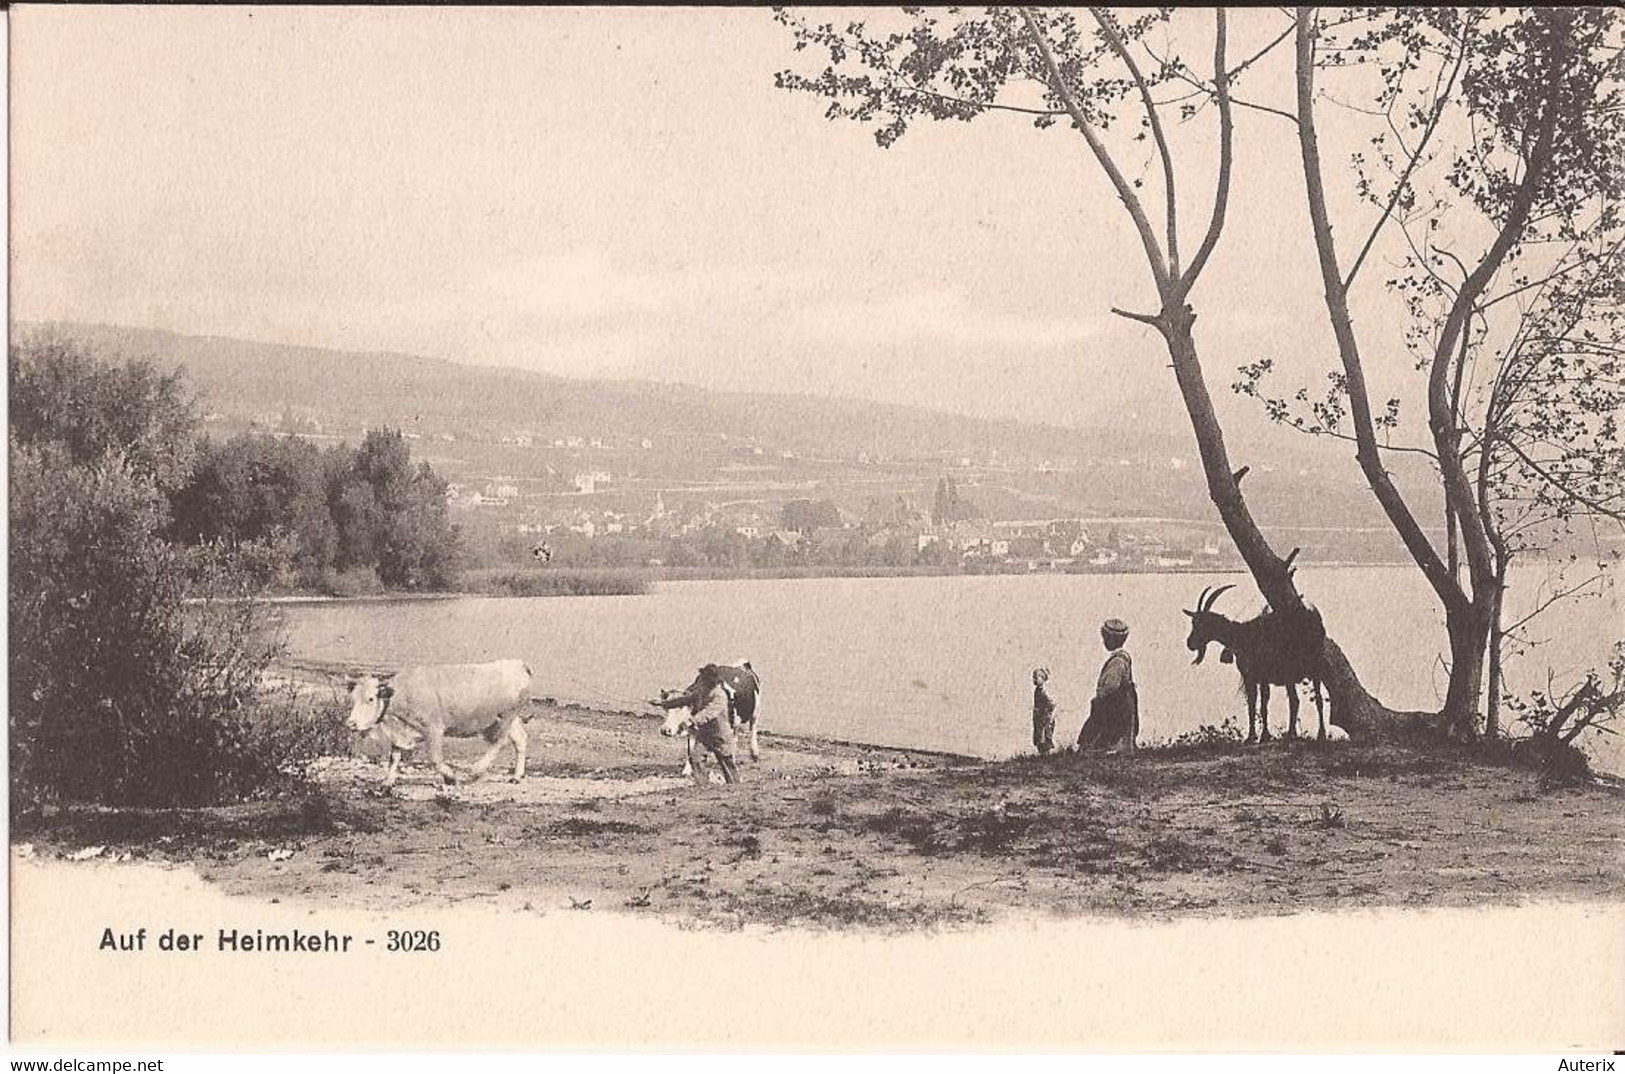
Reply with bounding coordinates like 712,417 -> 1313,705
1165,717 -> 1246,750
1499,641 -> 1625,782
243,688 -> 355,778
9,339 -> 361,810
10,331 -> 198,496
10,440 -> 328,808
318,565 -> 386,598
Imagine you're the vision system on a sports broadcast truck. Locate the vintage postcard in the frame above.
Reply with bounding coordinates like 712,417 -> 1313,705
8,4 -> 1623,1053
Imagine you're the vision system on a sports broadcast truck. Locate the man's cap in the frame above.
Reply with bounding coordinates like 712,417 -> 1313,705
1101,618 -> 1130,637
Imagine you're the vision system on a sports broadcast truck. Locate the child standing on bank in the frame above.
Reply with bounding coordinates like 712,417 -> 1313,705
1031,666 -> 1057,755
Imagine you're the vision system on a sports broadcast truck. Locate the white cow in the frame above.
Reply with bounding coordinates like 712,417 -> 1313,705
346,660 -> 534,787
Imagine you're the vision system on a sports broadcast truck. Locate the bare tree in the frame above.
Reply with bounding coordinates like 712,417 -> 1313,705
774,7 -> 1408,734
1464,240 -> 1621,736
1236,7 -> 1624,736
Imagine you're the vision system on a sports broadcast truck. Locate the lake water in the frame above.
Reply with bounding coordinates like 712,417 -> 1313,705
275,566 -> 1622,767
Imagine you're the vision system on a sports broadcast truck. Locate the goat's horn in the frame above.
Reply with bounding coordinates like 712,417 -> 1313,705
1203,583 -> 1236,611
1194,586 -> 1212,612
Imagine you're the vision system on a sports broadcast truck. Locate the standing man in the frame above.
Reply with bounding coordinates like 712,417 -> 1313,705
1076,618 -> 1138,753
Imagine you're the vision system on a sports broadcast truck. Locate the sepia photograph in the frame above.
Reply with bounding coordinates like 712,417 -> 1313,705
7,3 -> 1624,1056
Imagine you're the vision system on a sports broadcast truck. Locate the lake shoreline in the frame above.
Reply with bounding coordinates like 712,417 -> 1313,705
239,560 -> 1458,604
15,700 -> 1623,931
225,554 -> 1599,604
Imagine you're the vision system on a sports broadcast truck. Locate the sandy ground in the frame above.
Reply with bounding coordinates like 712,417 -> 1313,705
14,703 -> 1624,929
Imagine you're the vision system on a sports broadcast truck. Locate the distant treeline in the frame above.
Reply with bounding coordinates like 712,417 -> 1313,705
170,429 -> 460,594
13,332 -> 462,596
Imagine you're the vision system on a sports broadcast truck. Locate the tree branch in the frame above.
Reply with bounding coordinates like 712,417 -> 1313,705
1500,437 -> 1625,524
1110,306 -> 1164,327
1501,571 -> 1607,636
1343,33 -> 1469,291
1294,7 -> 1461,613
1019,6 -> 1171,290
1091,7 -> 1181,277
1177,8 -> 1234,298
1425,89 -> 1562,592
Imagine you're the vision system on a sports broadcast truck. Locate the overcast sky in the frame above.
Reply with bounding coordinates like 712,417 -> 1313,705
13,6 -> 1425,437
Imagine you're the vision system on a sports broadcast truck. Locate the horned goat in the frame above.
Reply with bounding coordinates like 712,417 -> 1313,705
1184,584 -> 1331,743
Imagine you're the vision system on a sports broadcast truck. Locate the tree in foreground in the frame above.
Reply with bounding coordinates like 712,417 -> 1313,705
773,6 -> 1623,738
1275,7 -> 1622,736
9,336 -> 339,809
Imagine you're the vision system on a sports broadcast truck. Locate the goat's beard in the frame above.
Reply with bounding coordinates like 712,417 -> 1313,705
1190,643 -> 1209,666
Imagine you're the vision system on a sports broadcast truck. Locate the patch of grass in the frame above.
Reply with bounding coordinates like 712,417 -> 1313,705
1324,751 -> 1449,780
1317,801 -> 1346,828
952,807 -> 1040,854
725,833 -> 763,860
467,568 -> 649,599
859,807 -> 947,855
1144,834 -> 1217,872
1480,736 -> 1596,786
538,816 -> 646,838
702,890 -> 983,931
13,789 -> 379,852
1156,719 -> 1247,753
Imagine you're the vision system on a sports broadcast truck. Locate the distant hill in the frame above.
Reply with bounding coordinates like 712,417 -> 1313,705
23,321 -> 1196,466
17,321 -> 1437,541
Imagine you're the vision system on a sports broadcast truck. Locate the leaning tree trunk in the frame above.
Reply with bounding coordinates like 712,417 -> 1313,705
1155,305 -> 1413,738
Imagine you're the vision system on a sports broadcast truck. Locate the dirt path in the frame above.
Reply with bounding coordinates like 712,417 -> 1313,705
14,704 -> 1624,930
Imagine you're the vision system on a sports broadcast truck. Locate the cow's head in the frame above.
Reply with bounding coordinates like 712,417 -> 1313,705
345,673 -> 396,732
658,665 -> 722,737
1183,584 -> 1235,665
658,691 -> 689,738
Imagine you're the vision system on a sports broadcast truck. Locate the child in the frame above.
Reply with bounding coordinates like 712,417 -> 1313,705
1032,667 -> 1057,755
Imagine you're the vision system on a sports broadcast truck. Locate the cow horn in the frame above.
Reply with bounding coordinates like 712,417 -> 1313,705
1202,584 -> 1236,611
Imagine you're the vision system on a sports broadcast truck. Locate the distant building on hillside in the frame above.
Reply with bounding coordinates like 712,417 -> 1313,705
573,471 -> 611,494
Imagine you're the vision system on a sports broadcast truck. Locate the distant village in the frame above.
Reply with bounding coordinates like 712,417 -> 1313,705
457,481 -> 1230,572
214,407 -> 1452,573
